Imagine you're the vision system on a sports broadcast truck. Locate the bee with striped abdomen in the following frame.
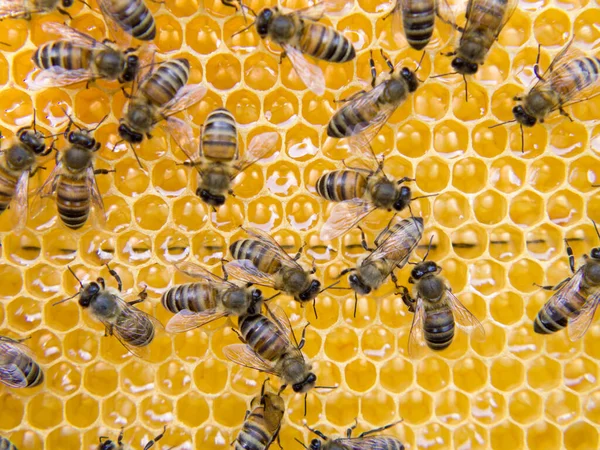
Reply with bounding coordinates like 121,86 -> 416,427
179,107 -> 278,207
233,379 -> 285,450
0,336 -> 44,388
32,117 -> 110,230
28,22 -> 140,90
224,305 -> 318,410
298,420 -> 405,450
398,243 -> 485,357
0,115 -> 52,228
56,265 -> 162,358
327,50 -> 420,142
317,137 -> 427,241
227,227 -> 322,310
0,0 -> 72,20
0,437 -> 17,450
162,261 -> 264,333
118,58 -> 206,164
98,426 -> 166,450
97,0 -> 156,42
340,217 -> 423,315
533,221 -> 600,341
235,1 -> 355,95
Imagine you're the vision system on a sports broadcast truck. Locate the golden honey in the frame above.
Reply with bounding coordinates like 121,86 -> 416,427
0,0 -> 598,448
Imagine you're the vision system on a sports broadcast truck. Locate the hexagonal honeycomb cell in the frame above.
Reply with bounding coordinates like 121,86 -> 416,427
0,0 -> 599,448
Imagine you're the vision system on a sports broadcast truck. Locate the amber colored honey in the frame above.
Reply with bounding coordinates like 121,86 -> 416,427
0,0 -> 599,448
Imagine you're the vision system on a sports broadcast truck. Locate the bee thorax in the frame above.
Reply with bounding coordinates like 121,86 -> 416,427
90,293 -> 119,319
64,146 -> 93,171
270,15 -> 295,41
418,276 -> 445,301
95,49 -> 125,79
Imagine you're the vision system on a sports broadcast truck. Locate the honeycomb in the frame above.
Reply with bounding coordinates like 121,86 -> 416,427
0,0 -> 599,447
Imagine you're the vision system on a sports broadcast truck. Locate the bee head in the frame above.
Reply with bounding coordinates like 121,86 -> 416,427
98,438 -> 117,450
61,0 -> 73,7
121,54 -> 139,83
118,123 -> 144,144
393,185 -> 412,211
400,67 -> 419,92
410,261 -> 440,280
196,188 -> 226,207
256,8 -> 275,37
348,273 -> 371,295
18,129 -> 46,154
451,57 -> 478,75
68,130 -> 97,150
292,372 -> 316,393
248,288 -> 263,314
79,282 -> 100,308
298,279 -> 321,302
309,440 -> 322,450
512,105 -> 537,127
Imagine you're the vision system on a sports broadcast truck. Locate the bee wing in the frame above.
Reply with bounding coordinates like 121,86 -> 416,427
288,2 -> 327,21
223,343 -> 279,375
161,84 -> 207,119
320,198 -> 376,241
233,132 -> 279,173
568,288 -> 600,342
86,166 -> 107,228
97,0 -> 136,48
264,304 -> 297,348
0,339 -> 31,388
166,309 -> 229,333
27,67 -> 97,91
41,22 -> 107,49
445,289 -> 486,341
225,260 -> 278,288
242,227 -> 302,269
175,261 -> 232,286
0,363 -> 28,388
390,0 -> 406,45
407,298 -> 428,359
283,44 -> 326,96
30,160 -> 63,218
462,0 -> 518,40
10,170 -> 29,232
348,134 -> 382,172
0,0 -> 29,18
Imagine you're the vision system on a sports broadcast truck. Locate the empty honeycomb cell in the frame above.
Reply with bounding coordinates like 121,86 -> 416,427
267,88 -> 302,125
545,390 -> 581,425
433,192 -> 470,228
433,120 -> 468,158
471,323 -> 506,358
472,121 -> 508,159
509,390 -> 543,425
414,83 -> 450,121
46,426 -> 81,450
398,390 -> 433,425
454,423 -> 489,450
584,325 -> 600,359
378,356 -> 413,394
337,13 -> 372,52
361,389 -> 397,426
471,391 -> 507,425
526,223 -> 563,260
569,155 -> 600,191
229,367 -> 266,396
116,231 -> 153,266
533,9 -> 571,47
206,54 -> 242,91
361,326 -> 395,361
490,156 -> 526,193
395,120 -> 431,158
469,259 -> 506,296
325,391 -> 360,427
139,394 -> 173,428
417,357 -> 451,392
324,326 -> 358,363
490,292 -> 524,326
302,91 -> 337,126
452,158 -> 487,194
0,20 -> 27,51
509,190 -> 545,227
344,359 -> 376,392
133,195 -> 169,231
527,421 -> 562,450
0,88 -> 32,127
234,165 -> 265,199
194,425 -> 232,449
549,121 -> 587,157
194,359 -> 228,394
172,197 -> 208,232
0,265 -> 22,298
565,421 -> 599,450
452,84 -> 489,122
475,47 -> 511,85
584,390 -> 600,423
489,225 -> 524,262
547,189 -> 584,226
450,224 -> 486,259
152,159 -> 189,197
175,391 -> 209,428
490,421 -> 525,450
73,88 -> 111,126
44,296 -> 80,332
6,430 -> 43,450
153,15 -> 183,52
0,392 -> 24,430
439,258 -> 468,293
66,392 -> 99,428
491,84 -> 523,122
508,259 -> 544,292
187,15 -> 221,54
379,294 -> 413,330
416,423 -> 451,450
6,296 -> 41,332
64,329 -> 98,364
436,390 -> 470,425
83,361 -> 118,397
102,393 -> 137,428
564,357 -> 598,393
103,196 -> 133,233
243,53 -> 278,91
27,392 -> 63,429
213,393 -> 247,427
114,159 -> 150,197
574,8 -> 600,45
528,156 -> 566,193
545,330 -> 581,360
46,361 -> 81,396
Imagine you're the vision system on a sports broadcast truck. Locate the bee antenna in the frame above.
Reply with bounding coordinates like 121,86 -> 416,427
67,265 -> 84,288
463,74 -> 468,102
353,291 -> 358,318
32,108 -> 37,131
407,260 -> 418,266
304,393 -> 308,416
318,280 -> 341,294
305,423 -> 329,441
78,0 -> 91,8
314,384 -> 337,390
337,267 -> 355,278
88,114 -> 109,133
429,71 -> 458,79
415,50 -> 426,73
422,235 -> 434,261
411,193 -> 438,201
52,291 -> 80,306
488,119 -> 516,129
232,21 -> 255,37
264,292 -> 281,302
520,123 -> 525,154
592,219 -> 600,240
294,438 -> 309,449
129,143 -> 146,170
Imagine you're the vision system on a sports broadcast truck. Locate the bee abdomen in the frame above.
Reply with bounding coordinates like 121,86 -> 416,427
0,167 -> 18,213
327,99 -> 381,138
424,310 -> 454,351
239,314 -> 288,362
533,292 -> 586,334
300,22 -> 355,63
117,315 -> 155,347
32,41 -> 92,71
105,0 -> 156,41
0,436 -> 18,450
143,58 -> 190,107
403,0 -> 435,50
316,170 -> 367,202
56,180 -> 90,229
22,356 -> 44,387
230,239 -> 283,274
161,283 -> 218,313
202,108 -> 238,162
552,57 -> 600,96
235,408 -> 272,450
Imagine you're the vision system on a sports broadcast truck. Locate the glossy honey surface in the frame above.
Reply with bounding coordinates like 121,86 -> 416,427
0,0 -> 599,448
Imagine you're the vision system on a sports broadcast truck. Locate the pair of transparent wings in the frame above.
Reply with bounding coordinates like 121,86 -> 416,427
460,0 -> 518,43
407,288 -> 485,358
223,304 -> 305,376
0,0 -> 58,19
0,336 -> 36,388
165,261 -> 242,333
225,227 -> 306,289
546,267 -> 600,342
3,167 -> 32,232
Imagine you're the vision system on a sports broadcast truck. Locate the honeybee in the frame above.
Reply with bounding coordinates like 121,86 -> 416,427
179,107 -> 279,207
117,58 -> 206,164
233,379 -> 285,450
317,137 -> 426,241
327,50 -> 420,142
298,420 -> 405,450
161,261 -> 264,333
533,221 -> 600,340
340,217 -> 423,315
0,116 -> 52,227
56,265 -> 162,358
398,247 -> 485,357
227,227 -> 323,310
28,22 -> 140,90
0,437 -> 17,450
235,1 -> 356,95
98,426 -> 166,450
0,336 -> 44,388
387,0 -> 455,50
32,117 -> 109,230
97,0 -> 156,42
0,0 -> 72,20
509,40 -> 600,151
442,0 -> 517,78
224,305 -> 317,408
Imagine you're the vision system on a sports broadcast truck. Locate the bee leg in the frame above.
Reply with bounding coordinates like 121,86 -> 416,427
105,324 -> 114,337
357,226 -> 376,252
221,258 -> 230,280
440,50 -> 456,57
128,285 -> 148,306
94,169 -> 115,175
369,50 -> 378,88
304,424 -> 329,441
293,242 -> 306,261
232,327 -> 245,342
534,277 -> 571,292
297,322 -> 310,350
106,263 -> 123,292
117,427 -> 124,445
346,417 -> 359,438
373,215 -> 398,248
57,7 -> 72,19
121,87 -> 132,99
279,51 -> 287,64
390,271 -> 401,290
358,419 -> 403,438
564,239 -> 576,274
143,425 -> 166,450
558,107 -> 574,122
398,286 -> 416,312
29,166 -> 46,177
379,49 -> 395,74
